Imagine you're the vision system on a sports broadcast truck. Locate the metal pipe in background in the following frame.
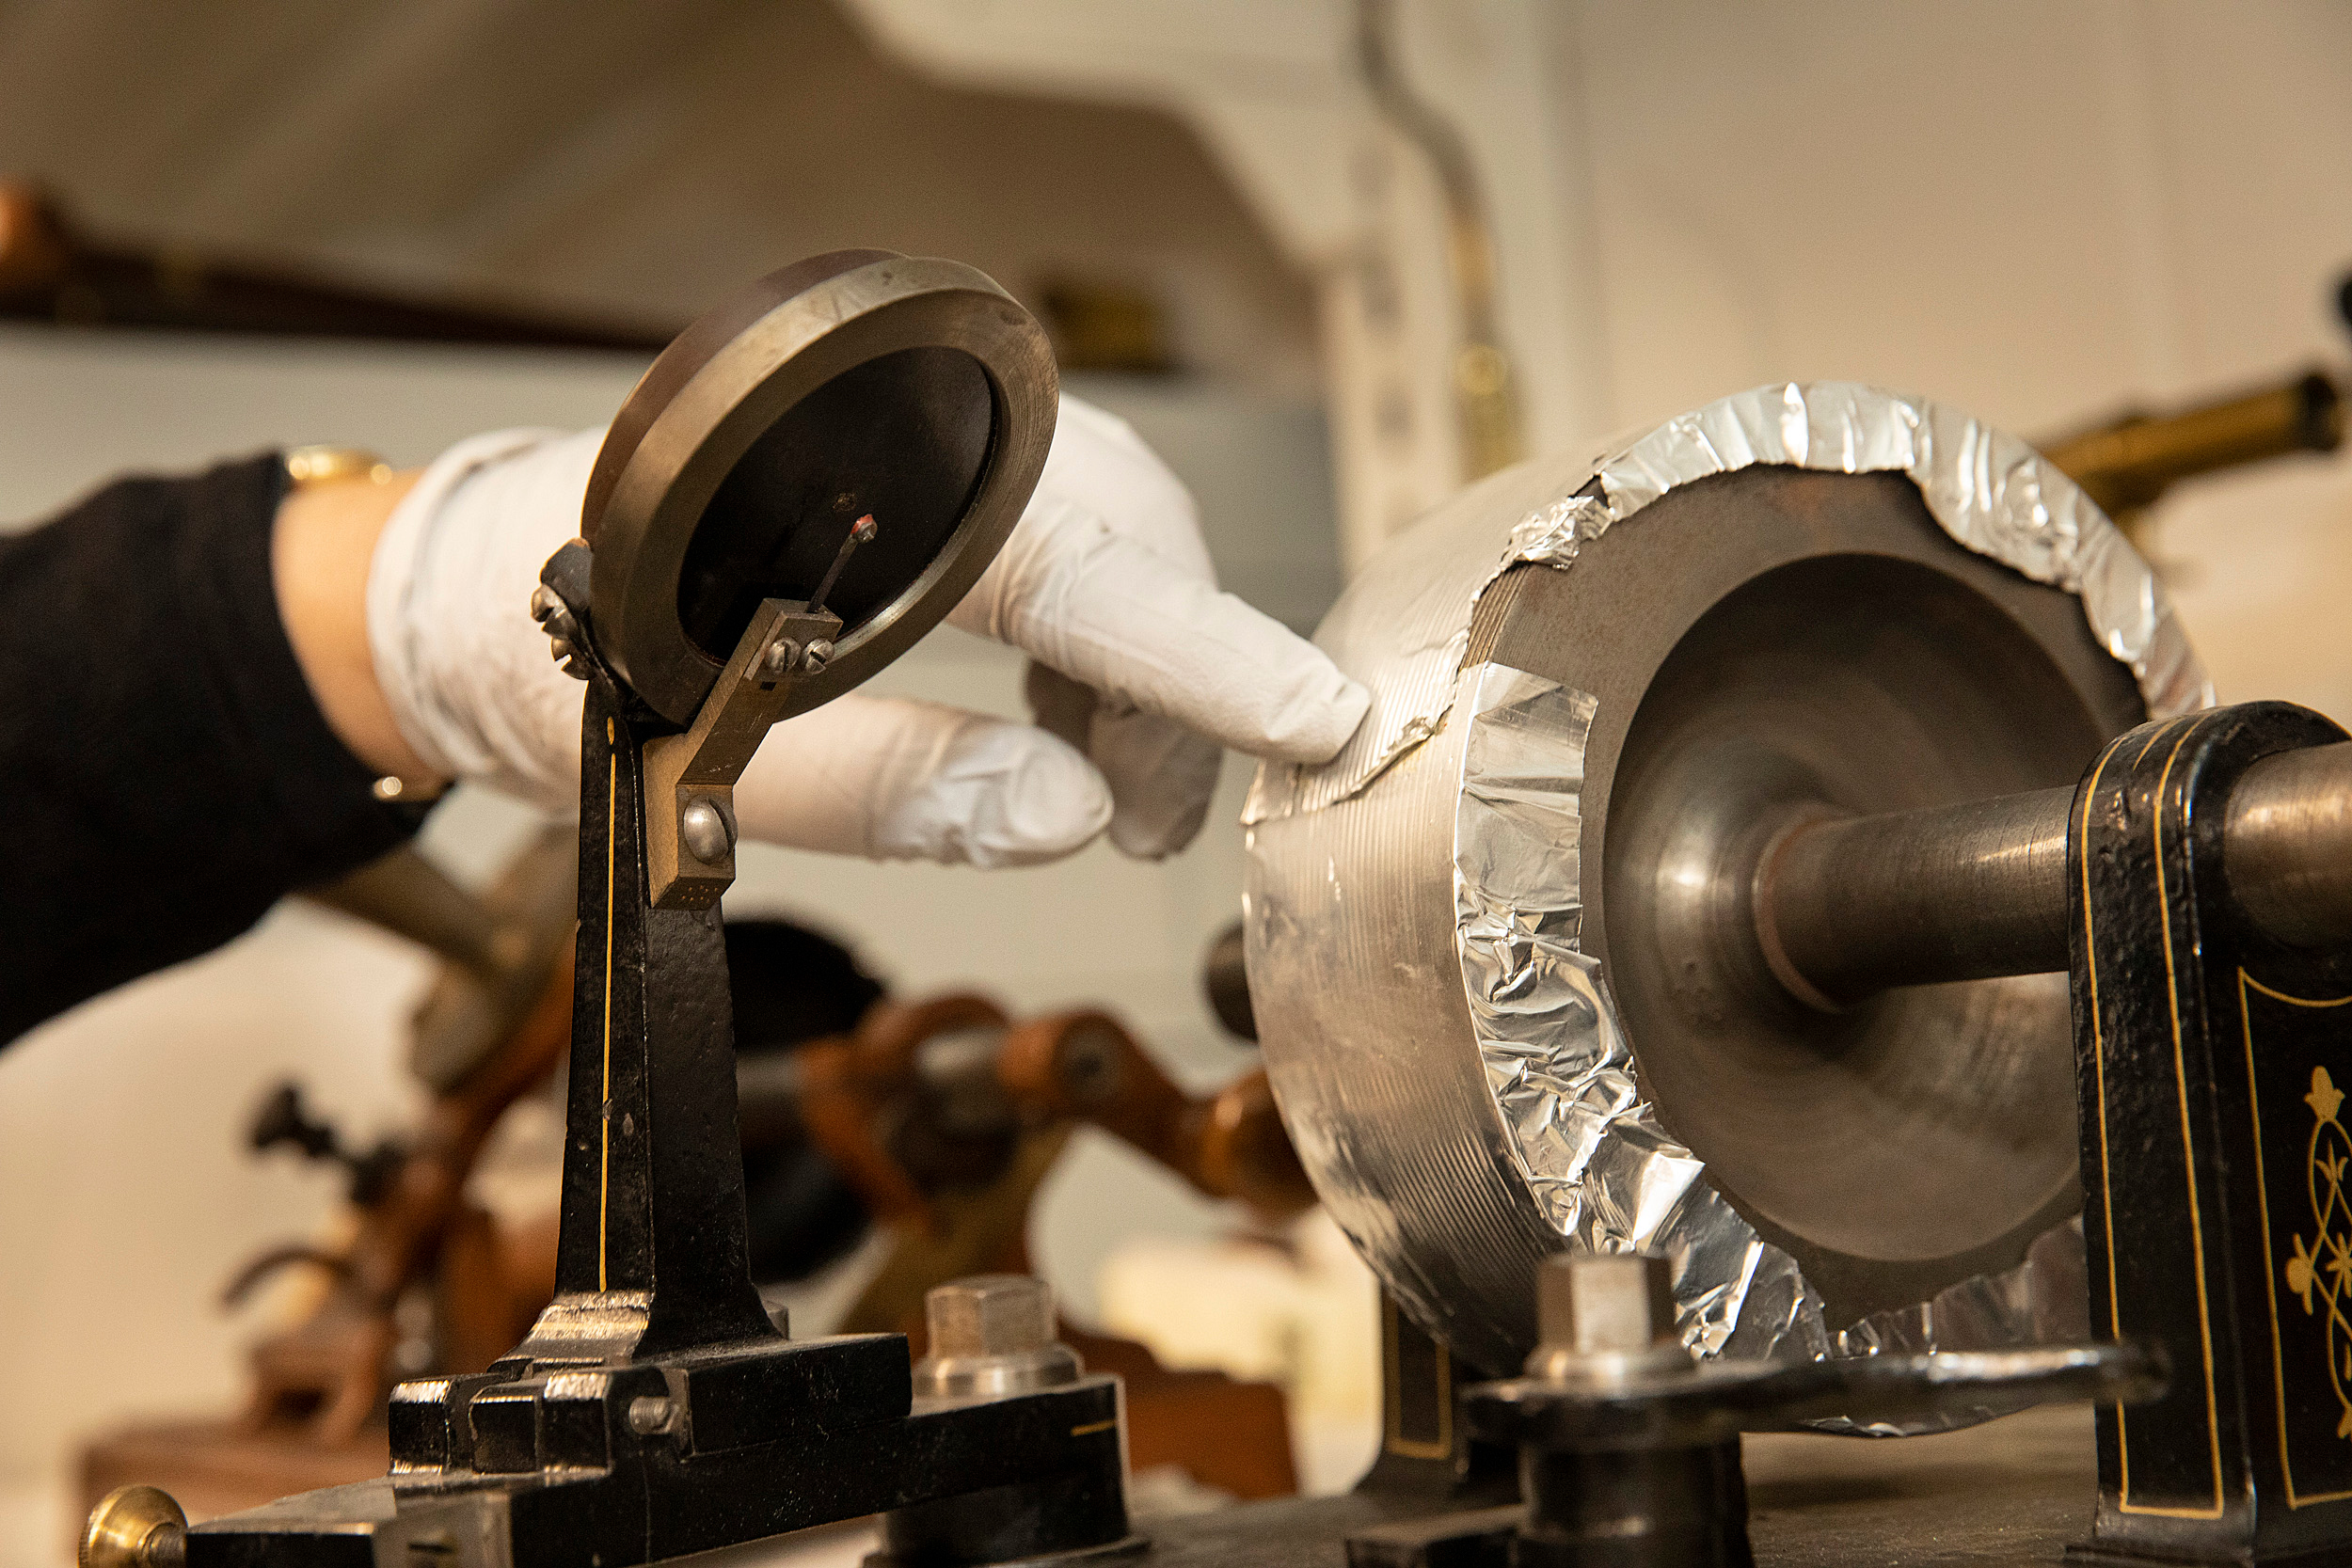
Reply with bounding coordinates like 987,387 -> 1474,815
1754,740 -> 2352,1006
2039,370 -> 2343,528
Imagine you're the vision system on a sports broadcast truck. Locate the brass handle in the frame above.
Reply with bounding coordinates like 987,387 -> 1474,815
80,1485 -> 186,1568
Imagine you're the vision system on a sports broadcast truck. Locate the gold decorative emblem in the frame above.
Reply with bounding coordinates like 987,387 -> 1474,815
2285,1066 -> 2352,1438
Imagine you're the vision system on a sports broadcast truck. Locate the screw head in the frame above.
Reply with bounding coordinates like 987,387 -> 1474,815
760,637 -> 802,678
81,1484 -> 186,1568
1056,1021 -> 1125,1105
802,639 -> 834,673
679,798 -> 732,864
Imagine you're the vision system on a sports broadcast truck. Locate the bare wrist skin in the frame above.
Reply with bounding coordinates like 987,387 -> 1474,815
271,467 -> 438,788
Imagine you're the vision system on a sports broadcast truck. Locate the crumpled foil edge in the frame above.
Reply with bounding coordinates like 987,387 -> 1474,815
1245,381 -> 2209,828
1454,660 -> 1828,1363
1258,381 -> 2205,1386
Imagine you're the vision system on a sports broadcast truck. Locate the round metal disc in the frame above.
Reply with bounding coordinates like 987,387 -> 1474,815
580,250 -> 1057,726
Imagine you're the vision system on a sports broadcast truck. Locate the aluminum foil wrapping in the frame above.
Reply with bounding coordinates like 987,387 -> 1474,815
1245,380 -> 2207,829
1452,661 -> 1823,1362
1243,381 -> 2208,1381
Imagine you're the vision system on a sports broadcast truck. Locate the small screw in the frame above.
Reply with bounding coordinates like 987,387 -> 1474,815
679,798 -> 732,864
627,1395 -> 675,1436
802,639 -> 834,673
535,590 -> 590,681
1057,1022 -> 1123,1105
760,637 -> 802,679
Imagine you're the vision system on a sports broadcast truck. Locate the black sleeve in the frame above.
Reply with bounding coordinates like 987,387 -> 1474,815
0,454 -> 427,1045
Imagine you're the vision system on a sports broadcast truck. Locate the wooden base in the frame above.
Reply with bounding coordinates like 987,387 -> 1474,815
79,1419 -> 386,1526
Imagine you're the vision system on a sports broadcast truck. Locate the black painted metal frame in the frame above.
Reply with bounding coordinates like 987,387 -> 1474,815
185,570 -> 1131,1567
2069,702 -> 2352,1566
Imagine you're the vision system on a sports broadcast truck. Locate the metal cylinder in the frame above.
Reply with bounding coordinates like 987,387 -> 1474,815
1756,739 -> 2352,1004
2039,370 -> 2343,522
1756,787 -> 2075,1006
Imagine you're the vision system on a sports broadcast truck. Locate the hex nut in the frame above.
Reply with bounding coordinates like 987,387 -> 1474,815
1541,1253 -> 1677,1356
1522,1252 -> 1691,1383
927,1274 -> 1055,1357
912,1274 -> 1084,1400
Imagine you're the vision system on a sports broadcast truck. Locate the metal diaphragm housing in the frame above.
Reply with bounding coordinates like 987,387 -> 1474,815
580,249 -> 1057,727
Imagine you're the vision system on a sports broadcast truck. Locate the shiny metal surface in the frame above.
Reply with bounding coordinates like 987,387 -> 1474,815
1756,787 -> 2074,1006
2038,369 -> 2343,531
2226,741 -> 2352,946
80,1485 -> 186,1568
1246,383 -> 2191,1378
1754,739 -> 2352,1002
911,1275 -> 1082,1402
1525,1255 -> 1693,1384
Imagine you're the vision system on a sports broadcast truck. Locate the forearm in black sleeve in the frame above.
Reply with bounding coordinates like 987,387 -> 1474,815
0,454 -> 427,1044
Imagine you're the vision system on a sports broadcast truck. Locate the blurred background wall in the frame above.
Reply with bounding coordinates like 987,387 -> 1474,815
0,0 -> 2347,1561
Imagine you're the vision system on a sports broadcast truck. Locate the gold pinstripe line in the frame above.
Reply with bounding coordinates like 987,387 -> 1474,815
599,717 -> 616,1292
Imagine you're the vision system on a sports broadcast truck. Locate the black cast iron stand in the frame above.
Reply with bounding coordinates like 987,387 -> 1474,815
183,551 -> 1135,1568
2069,702 -> 2352,1566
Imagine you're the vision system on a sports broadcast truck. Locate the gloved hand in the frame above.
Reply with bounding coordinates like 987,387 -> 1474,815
367,397 -> 1368,869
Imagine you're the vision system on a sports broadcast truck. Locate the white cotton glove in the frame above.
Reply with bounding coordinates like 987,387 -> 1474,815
953,397 -> 1368,855
366,397 -> 1367,868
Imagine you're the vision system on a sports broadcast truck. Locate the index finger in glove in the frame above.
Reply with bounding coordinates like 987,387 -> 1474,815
953,509 -> 1368,765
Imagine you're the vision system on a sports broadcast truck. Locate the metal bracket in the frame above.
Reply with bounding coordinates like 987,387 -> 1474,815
642,599 -> 840,910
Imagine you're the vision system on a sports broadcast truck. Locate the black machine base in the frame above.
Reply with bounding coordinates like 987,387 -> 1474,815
190,1329 -> 1126,1566
1129,1403 -> 2108,1568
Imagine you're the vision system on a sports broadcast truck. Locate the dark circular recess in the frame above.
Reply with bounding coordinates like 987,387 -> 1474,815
675,345 -> 993,664
1479,465 -> 2146,1327
581,250 -> 1057,726
1605,551 -> 2099,1263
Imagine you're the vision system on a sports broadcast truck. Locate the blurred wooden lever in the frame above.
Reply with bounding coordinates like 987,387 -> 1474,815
996,1011 -> 1316,1221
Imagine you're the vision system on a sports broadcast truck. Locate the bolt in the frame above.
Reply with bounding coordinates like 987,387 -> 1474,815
627,1395 -> 675,1436
928,1275 -> 1055,1359
1527,1252 -> 1688,1382
80,1485 -> 187,1568
679,798 -> 731,864
802,639 -> 834,673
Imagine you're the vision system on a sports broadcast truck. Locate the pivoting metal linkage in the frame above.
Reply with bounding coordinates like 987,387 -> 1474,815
536,526 -> 874,911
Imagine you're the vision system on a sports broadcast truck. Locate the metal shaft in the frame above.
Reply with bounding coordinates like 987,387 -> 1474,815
1756,740 -> 2352,1006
